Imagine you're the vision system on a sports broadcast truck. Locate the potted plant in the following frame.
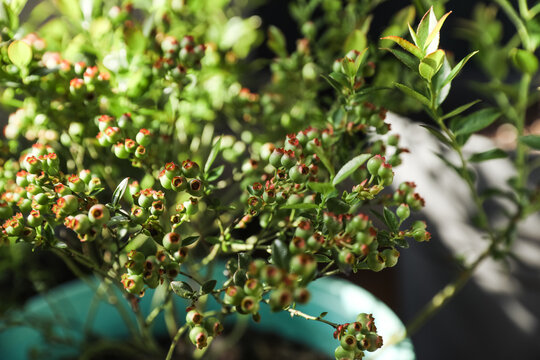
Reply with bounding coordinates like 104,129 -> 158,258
0,0 -> 538,359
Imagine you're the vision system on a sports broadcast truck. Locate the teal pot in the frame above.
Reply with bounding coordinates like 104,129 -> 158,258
0,272 -> 414,359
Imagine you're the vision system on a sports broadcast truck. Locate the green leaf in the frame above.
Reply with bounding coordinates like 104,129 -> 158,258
418,49 -> 445,82
314,254 -> 332,263
111,177 -> 129,207
432,56 -> 451,106
312,146 -> 335,178
423,11 -> 451,52
124,234 -> 151,252
333,154 -> 371,186
321,74 -> 343,93
7,0 -> 26,15
519,135 -> 540,150
326,197 -> 349,214
469,148 -> 508,162
268,25 -> 287,57
328,71 -> 351,90
440,51 -> 479,89
319,312 -> 328,318
204,136 -> 222,174
416,7 -> 435,50
380,36 -> 423,59
383,47 -> 420,72
394,237 -> 410,248
201,280 -> 217,294
344,30 -> 367,53
271,240 -> 289,269
441,100 -> 481,120
407,23 -> 419,46
171,281 -> 194,299
206,164 -> 225,182
452,108 -> 500,136
182,236 -> 199,246
383,207 -> 399,232
394,83 -> 431,107
280,203 -> 319,210
307,182 -> 335,195
420,125 -> 452,147
7,41 -> 33,69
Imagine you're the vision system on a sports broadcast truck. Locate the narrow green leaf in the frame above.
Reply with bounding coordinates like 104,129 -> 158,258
201,280 -> 217,294
416,7 -> 435,50
382,47 -> 419,72
332,154 -> 371,186
312,146 -> 335,178
380,36 -> 423,59
111,177 -> 129,207
8,40 -> 33,68
271,240 -> 289,269
441,51 -> 479,89
424,11 -> 452,52
329,71 -> 351,89
326,197 -> 349,214
394,83 -> 431,107
314,254 -> 332,263
204,136 -> 222,174
268,25 -> 287,57
519,135 -> 540,150
206,164 -> 225,182
171,281 -> 194,299
407,23 -> 419,46
452,108 -> 500,136
280,203 -> 319,210
420,125 -> 452,147
319,312 -> 328,318
307,182 -> 335,195
383,207 -> 399,232
469,148 -> 507,162
124,234 -> 151,252
182,236 -> 199,246
321,74 -> 343,93
432,57 -> 452,106
441,100 -> 481,120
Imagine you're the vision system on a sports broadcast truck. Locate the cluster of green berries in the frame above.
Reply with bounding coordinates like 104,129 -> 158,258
333,313 -> 383,360
154,34 -> 206,80
222,258 -> 312,319
184,306 -> 223,349
0,143 -> 109,243
366,155 -> 394,187
393,181 -> 425,211
121,236 -> 188,295
68,63 -> 111,97
95,114 -> 152,166
158,160 -> 204,198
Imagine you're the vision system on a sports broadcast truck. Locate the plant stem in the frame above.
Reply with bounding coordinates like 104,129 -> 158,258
286,306 -> 339,329
405,244 -> 492,337
515,73 -> 531,203
165,324 -> 189,360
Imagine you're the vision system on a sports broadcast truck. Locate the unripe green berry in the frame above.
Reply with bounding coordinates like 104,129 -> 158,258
163,232 -> 181,252
239,295 -> 260,314
396,203 -> 410,221
269,288 -> 293,312
88,204 -> 110,225
366,155 -> 383,176
224,286 -> 245,306
335,345 -> 355,360
340,334 -> 357,351
243,278 -> 263,297
186,309 -> 203,326
189,326 -> 208,349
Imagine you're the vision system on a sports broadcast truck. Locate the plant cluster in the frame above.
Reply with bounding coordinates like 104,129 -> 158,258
0,0 -> 539,359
